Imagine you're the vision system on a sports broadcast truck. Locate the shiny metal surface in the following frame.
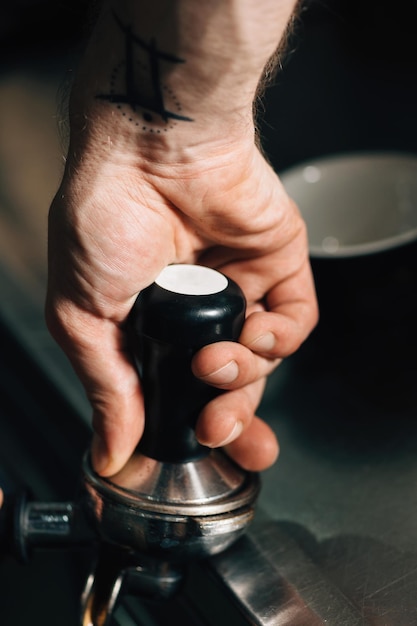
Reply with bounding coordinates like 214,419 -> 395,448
16,499 -> 95,557
197,505 -> 417,625
81,452 -> 260,560
23,501 -> 73,543
94,448 -> 251,509
78,443 -> 259,624
81,561 -> 124,626
81,550 -> 185,626
79,447 -> 259,625
200,512 -> 363,625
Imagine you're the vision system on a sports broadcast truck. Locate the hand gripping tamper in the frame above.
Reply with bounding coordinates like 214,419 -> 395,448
79,264 -> 261,624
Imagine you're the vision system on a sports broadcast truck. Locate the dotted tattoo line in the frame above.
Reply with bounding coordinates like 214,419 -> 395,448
105,61 -> 184,133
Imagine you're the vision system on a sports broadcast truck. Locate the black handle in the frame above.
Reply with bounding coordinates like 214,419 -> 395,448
127,265 -> 246,463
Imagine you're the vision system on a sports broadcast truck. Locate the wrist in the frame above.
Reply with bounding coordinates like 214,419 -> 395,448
67,100 -> 255,171
67,0 -> 296,160
64,111 -> 258,192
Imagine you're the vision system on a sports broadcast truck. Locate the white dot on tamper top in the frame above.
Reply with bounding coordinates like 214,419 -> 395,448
156,264 -> 228,295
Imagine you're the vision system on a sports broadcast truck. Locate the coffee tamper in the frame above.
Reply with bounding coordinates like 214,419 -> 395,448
80,264 -> 261,624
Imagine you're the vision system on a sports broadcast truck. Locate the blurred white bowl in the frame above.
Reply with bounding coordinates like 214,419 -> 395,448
280,152 -> 417,258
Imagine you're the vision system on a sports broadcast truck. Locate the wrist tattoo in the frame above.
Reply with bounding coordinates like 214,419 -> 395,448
96,10 -> 193,133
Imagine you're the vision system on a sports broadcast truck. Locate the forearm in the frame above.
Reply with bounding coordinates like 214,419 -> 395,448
68,0 -> 299,161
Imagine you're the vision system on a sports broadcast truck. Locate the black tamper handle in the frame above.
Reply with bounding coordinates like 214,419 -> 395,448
127,264 -> 246,463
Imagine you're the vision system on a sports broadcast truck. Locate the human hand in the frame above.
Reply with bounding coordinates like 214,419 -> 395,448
45,0 -> 316,477
46,130 -> 318,477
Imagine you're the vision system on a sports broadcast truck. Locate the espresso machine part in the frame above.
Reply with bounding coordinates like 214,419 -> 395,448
0,264 -> 260,625
79,264 -> 261,623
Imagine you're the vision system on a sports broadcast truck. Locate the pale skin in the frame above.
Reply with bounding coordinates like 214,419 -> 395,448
45,0 -> 318,477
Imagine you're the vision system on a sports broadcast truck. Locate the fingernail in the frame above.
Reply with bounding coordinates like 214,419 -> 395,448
204,420 -> 244,448
200,360 -> 239,385
91,434 -> 110,475
248,332 -> 275,353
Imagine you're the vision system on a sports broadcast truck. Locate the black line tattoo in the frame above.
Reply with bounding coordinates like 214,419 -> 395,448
96,10 -> 193,131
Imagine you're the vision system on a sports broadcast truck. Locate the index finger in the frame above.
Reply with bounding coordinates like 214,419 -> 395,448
220,246 -> 318,359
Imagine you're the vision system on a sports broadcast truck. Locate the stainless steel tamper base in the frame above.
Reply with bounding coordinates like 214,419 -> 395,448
80,449 -> 260,625
81,449 -> 260,561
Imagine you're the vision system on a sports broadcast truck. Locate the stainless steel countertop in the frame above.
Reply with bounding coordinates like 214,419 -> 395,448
207,354 -> 417,624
